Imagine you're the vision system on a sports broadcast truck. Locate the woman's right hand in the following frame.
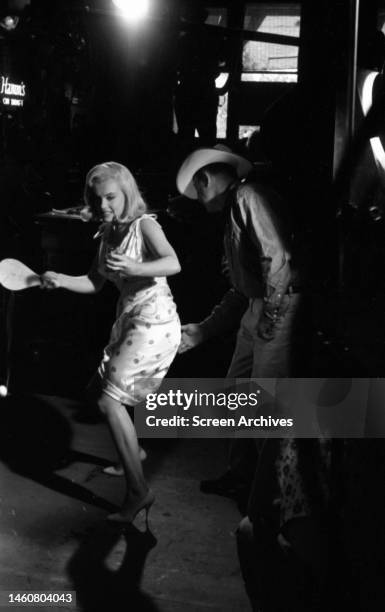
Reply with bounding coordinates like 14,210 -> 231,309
40,271 -> 62,290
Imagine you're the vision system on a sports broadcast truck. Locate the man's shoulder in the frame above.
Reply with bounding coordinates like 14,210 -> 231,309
235,180 -> 260,197
234,180 -> 273,211
233,181 -> 290,239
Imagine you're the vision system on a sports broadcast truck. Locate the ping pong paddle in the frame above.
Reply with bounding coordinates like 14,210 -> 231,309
0,258 -> 41,291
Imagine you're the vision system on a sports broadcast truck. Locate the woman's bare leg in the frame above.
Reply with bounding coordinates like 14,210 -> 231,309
97,392 -> 148,503
103,446 -> 147,476
102,402 -> 147,475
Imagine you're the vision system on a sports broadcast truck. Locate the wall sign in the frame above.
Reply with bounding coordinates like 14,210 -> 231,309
1,75 -> 26,108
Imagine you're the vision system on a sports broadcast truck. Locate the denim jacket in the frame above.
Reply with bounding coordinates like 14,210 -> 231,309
200,181 -> 293,337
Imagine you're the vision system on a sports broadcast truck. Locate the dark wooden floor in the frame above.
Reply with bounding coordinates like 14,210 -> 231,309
0,393 -> 249,612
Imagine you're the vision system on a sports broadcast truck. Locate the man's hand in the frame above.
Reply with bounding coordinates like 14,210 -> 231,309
257,295 -> 290,341
257,312 -> 276,341
178,323 -> 205,353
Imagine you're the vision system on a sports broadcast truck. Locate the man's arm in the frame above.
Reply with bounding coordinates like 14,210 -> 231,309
199,287 -> 248,339
178,287 -> 248,354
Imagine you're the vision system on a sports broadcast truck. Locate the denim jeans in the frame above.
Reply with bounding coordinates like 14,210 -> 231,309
227,293 -> 302,379
226,293 -> 302,480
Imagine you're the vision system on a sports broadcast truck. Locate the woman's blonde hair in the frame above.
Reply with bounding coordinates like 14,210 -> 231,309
83,161 -> 147,222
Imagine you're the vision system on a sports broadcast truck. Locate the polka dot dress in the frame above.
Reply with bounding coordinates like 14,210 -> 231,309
97,214 -> 181,405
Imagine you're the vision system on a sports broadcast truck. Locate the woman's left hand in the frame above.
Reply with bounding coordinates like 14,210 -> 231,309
105,252 -> 140,277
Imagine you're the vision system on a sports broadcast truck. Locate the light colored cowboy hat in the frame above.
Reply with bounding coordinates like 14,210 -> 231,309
176,144 -> 253,199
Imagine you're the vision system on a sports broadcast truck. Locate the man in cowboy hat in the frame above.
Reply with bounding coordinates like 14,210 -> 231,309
176,144 -> 302,495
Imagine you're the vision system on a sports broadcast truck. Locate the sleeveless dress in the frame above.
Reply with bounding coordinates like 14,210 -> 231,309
96,214 -> 181,405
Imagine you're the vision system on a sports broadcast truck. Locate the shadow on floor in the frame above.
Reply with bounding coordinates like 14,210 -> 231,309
67,522 -> 159,612
0,393 -> 117,512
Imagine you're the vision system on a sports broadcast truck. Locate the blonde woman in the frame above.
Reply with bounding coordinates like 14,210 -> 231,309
41,162 -> 181,523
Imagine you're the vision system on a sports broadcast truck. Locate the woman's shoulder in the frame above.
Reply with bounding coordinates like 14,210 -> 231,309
137,212 -> 158,222
136,213 -> 161,231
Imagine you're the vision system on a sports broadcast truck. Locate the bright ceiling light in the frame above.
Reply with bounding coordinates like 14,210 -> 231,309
112,0 -> 150,22
0,16 -> 19,31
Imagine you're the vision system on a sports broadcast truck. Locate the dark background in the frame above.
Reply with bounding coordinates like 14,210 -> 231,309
1,2 -> 385,608
0,0 -> 385,394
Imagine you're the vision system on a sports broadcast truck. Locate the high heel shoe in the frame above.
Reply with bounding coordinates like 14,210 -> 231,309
107,489 -> 155,525
103,447 -> 147,476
